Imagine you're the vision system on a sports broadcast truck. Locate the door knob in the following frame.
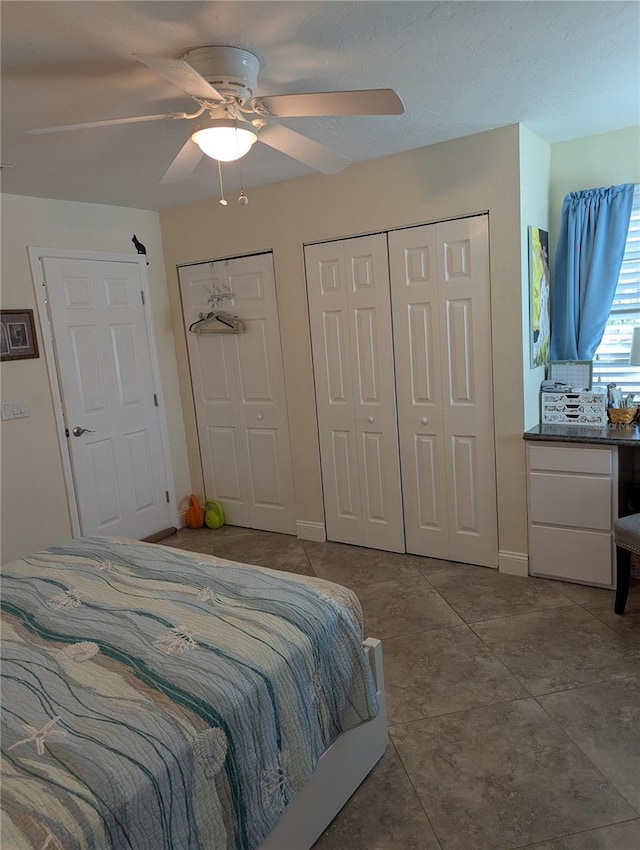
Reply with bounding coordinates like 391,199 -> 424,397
421,417 -> 429,425
72,426 -> 95,437
368,416 -> 375,423
257,414 -> 263,421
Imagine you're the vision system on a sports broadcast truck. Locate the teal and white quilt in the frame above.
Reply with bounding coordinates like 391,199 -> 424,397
1,537 -> 378,849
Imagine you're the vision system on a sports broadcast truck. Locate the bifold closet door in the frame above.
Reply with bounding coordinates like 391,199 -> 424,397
389,215 -> 498,567
179,253 -> 296,535
305,234 -> 404,552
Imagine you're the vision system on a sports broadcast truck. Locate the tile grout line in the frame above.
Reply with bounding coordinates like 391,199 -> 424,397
515,816 -> 640,849
531,679 -> 640,817
387,693 -> 536,731
385,738 -> 445,850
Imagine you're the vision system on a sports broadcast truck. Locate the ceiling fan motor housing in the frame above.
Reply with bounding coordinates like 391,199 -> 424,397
180,46 -> 260,105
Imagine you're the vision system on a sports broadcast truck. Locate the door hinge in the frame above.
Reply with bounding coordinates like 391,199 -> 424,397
154,393 -> 159,407
165,491 -> 170,503
141,290 -> 145,305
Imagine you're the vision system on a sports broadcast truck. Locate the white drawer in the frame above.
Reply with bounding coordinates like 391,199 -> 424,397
528,443 -> 613,475
528,472 -> 613,530
529,524 -> 613,586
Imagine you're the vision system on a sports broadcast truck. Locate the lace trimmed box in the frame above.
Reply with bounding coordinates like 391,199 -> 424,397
541,387 -> 607,426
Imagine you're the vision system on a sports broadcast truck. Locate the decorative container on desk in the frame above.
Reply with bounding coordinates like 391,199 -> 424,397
541,386 -> 607,426
608,406 -> 638,425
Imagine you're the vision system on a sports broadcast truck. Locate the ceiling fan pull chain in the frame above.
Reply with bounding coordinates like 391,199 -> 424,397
217,160 -> 228,207
237,157 -> 248,206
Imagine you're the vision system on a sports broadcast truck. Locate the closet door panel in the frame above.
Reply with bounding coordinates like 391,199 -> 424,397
323,310 -> 350,402
450,434 -> 479,532
389,225 -> 450,559
207,425 -> 246,504
445,298 -> 474,403
414,433 -> 447,531
436,216 -> 497,566
331,430 -> 360,522
227,255 -> 296,533
306,243 -> 363,545
179,254 -> 296,534
345,236 -> 404,552
306,235 -> 404,552
180,265 -> 251,527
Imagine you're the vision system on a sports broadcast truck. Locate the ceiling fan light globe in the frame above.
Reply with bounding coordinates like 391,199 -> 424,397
192,126 -> 257,162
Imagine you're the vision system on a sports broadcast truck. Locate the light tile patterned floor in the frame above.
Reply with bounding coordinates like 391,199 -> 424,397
161,526 -> 640,850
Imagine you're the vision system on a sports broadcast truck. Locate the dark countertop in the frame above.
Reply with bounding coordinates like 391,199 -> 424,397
524,423 -> 640,446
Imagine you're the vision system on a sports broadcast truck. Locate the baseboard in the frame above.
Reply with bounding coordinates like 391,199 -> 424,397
296,521 -> 326,543
143,527 -> 177,543
498,550 -> 529,577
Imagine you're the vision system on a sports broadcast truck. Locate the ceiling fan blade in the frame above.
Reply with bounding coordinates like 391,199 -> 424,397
255,89 -> 404,118
134,54 -> 225,101
160,138 -> 204,183
258,123 -> 350,174
26,112 -> 186,135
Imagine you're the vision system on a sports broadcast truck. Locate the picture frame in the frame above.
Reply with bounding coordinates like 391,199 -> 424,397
528,226 -> 551,368
0,309 -> 39,361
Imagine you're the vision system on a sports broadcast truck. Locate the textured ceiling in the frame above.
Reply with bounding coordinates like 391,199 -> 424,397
1,1 -> 638,211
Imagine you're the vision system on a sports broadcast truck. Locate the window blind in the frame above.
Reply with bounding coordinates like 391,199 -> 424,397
592,184 -> 640,394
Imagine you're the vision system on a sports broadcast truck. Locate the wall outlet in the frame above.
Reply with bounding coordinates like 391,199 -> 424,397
1,399 -> 29,420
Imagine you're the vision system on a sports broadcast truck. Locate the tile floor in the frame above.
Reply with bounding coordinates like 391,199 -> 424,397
160,526 -> 640,850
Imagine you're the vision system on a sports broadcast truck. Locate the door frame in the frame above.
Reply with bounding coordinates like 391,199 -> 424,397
28,247 -> 178,538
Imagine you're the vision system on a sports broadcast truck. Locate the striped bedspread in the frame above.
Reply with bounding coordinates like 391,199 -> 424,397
1,536 -> 379,850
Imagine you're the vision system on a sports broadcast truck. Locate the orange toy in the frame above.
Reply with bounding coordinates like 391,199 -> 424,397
185,494 -> 205,529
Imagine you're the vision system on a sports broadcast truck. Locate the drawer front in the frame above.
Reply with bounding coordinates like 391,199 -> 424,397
528,444 -> 613,475
529,524 -> 613,586
529,472 -> 613,530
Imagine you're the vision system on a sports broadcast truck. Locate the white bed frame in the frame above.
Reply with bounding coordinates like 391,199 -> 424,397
259,637 -> 388,850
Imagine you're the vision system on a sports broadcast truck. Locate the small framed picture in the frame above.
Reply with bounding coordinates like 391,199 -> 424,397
0,309 -> 39,361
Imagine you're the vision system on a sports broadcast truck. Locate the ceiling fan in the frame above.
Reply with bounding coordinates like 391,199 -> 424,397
26,45 -> 405,183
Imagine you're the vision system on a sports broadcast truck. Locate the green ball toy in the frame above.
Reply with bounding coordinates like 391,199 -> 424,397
204,499 -> 225,530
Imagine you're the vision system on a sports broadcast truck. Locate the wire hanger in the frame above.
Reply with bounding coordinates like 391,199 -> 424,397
188,310 -> 247,335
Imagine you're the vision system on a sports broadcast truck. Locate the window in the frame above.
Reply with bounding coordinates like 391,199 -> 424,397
592,184 -> 640,394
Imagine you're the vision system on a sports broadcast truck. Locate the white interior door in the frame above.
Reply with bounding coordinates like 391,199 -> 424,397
179,253 -> 296,535
41,256 -> 173,540
389,215 -> 498,567
305,234 -> 404,552
388,224 -> 451,559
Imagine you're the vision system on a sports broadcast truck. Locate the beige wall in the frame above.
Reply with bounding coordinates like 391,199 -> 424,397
549,126 -> 640,268
3,125 -> 633,566
161,124 -> 530,559
519,126 -> 551,430
0,194 -> 190,563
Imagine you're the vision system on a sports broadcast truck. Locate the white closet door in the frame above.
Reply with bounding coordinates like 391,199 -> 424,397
179,254 -> 296,534
306,234 -> 404,552
388,225 -> 451,559
389,215 -> 498,567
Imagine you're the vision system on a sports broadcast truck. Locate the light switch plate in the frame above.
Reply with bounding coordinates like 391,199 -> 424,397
1,399 -> 29,420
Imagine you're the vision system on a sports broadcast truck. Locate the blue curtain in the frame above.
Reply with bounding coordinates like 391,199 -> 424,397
550,183 -> 635,361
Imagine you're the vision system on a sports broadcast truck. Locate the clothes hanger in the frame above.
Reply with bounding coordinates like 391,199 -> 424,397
188,310 -> 247,334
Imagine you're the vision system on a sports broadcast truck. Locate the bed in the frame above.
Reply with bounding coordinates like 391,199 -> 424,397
1,536 -> 387,850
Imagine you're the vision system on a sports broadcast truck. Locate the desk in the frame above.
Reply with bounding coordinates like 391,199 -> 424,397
523,424 -> 639,587
523,423 -> 640,448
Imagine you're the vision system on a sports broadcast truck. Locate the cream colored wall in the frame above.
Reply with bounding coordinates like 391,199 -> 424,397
0,194 -> 190,563
549,126 -> 640,268
161,124 -> 529,558
519,126 -> 551,429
